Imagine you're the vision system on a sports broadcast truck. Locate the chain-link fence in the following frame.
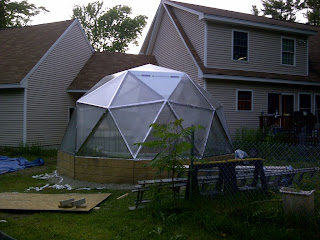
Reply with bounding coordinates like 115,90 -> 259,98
186,135 -> 320,209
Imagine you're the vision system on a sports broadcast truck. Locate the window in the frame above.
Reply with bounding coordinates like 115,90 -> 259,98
237,90 -> 252,111
268,93 -> 279,114
282,38 -> 295,65
299,93 -> 311,113
233,31 -> 248,61
268,93 -> 294,115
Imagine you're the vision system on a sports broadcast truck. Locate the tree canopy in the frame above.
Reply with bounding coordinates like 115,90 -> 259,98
0,0 -> 48,28
304,0 -> 320,25
252,0 -> 304,22
252,0 -> 320,25
72,1 -> 147,52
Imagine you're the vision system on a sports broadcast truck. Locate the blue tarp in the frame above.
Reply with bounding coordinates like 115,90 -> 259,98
0,156 -> 44,175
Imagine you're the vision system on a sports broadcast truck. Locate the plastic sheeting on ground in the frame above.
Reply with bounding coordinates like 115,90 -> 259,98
0,156 -> 44,175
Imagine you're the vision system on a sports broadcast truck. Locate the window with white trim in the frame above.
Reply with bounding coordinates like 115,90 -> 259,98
237,90 -> 252,111
233,31 -> 248,61
299,93 -> 312,113
282,38 -> 295,65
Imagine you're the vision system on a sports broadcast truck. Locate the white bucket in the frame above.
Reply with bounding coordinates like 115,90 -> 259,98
280,187 -> 315,216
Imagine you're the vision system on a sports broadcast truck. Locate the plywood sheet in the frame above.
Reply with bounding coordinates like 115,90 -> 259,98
0,192 -> 111,212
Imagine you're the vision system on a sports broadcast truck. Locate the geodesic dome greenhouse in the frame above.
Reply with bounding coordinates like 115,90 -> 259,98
60,64 -> 234,159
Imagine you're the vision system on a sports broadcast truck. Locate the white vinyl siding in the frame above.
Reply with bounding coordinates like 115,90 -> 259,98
173,7 -> 205,64
26,23 -> 93,146
151,10 -> 203,86
206,80 -> 320,137
206,23 -> 308,76
0,89 -> 24,146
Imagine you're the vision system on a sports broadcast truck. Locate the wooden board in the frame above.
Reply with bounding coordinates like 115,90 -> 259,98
0,192 -> 111,212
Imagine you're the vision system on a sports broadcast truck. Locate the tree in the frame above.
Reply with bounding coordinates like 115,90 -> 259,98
72,1 -> 147,52
0,0 -> 48,28
252,0 -> 304,22
136,119 -> 203,198
303,0 -> 320,25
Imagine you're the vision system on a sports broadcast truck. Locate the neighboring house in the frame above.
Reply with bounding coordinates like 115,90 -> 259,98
0,19 -> 94,147
0,20 -> 157,147
140,0 -> 320,136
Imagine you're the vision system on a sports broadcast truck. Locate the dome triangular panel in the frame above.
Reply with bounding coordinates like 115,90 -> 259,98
110,102 -> 163,157
78,111 -> 131,158
203,114 -> 234,157
76,104 -> 106,152
111,72 -> 163,107
78,72 -> 125,108
169,75 -> 211,109
170,103 -> 213,156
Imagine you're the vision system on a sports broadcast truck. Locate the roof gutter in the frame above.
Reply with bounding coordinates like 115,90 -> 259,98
203,73 -> 320,87
0,83 -> 26,89
200,14 -> 317,36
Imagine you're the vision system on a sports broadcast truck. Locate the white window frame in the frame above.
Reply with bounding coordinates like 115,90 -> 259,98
281,37 -> 296,66
232,30 -> 249,62
298,92 -> 312,113
236,89 -> 253,112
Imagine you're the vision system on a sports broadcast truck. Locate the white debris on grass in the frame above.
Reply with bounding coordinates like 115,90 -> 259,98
27,170 -> 133,191
0,220 -> 7,223
27,170 -> 73,191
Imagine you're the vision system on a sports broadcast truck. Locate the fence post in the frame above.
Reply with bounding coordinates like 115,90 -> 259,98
186,127 -> 199,200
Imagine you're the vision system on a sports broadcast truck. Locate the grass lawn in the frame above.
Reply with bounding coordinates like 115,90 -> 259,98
0,148 -> 319,240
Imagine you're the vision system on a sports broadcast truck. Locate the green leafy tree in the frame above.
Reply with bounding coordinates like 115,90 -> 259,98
72,1 -> 147,52
303,0 -> 320,25
136,119 -> 203,197
252,0 -> 304,22
0,0 -> 48,28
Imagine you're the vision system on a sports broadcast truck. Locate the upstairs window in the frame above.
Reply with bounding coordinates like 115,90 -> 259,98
233,31 -> 248,61
237,90 -> 252,111
282,38 -> 295,65
299,93 -> 312,113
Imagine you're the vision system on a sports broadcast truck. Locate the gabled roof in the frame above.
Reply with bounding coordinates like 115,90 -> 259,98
169,0 -> 316,34
68,52 -> 158,91
0,20 -> 75,86
141,0 -> 320,85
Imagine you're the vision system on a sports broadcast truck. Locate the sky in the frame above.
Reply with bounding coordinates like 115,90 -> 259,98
27,0 -> 264,53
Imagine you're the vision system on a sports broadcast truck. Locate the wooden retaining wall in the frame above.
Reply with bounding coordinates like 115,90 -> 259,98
57,151 -> 169,184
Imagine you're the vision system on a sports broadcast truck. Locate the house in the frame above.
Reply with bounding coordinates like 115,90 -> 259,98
140,0 -> 320,137
0,19 -> 94,147
0,20 -> 157,147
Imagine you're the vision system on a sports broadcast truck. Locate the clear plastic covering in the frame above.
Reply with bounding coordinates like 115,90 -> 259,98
78,72 -> 125,108
76,104 -> 106,152
170,102 -> 213,156
60,108 -> 77,154
203,114 -> 234,157
78,111 -> 131,158
60,64 -> 233,159
111,72 -> 163,107
169,75 -> 211,109
110,102 -> 163,157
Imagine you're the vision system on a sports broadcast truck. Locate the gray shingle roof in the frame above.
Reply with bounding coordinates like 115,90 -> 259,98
0,20 -> 74,85
68,51 -> 158,91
